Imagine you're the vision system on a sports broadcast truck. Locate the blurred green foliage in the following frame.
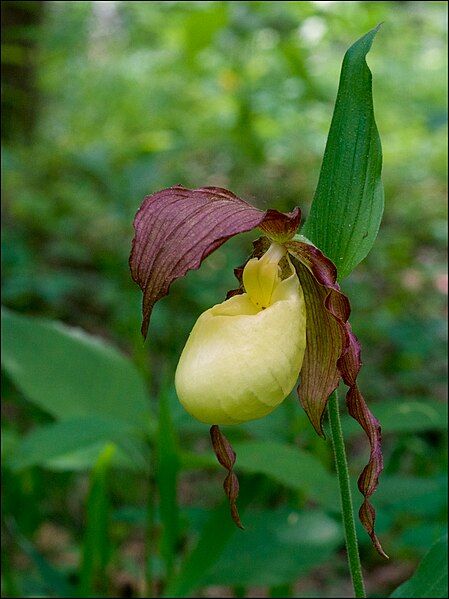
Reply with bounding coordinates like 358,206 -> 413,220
1,1 -> 447,598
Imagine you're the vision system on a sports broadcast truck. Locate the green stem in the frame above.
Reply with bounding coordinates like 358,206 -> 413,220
328,390 -> 366,598
145,445 -> 156,598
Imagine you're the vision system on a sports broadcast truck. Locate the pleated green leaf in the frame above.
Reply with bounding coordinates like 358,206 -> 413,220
302,26 -> 384,280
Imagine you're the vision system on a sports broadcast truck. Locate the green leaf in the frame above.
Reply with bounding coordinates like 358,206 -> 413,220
164,502 -> 238,598
302,26 -> 384,280
203,509 -> 342,587
341,399 -> 448,436
9,417 -> 147,472
1,308 -> 151,431
181,440 -> 337,510
374,475 -> 447,515
390,534 -> 448,598
164,477 -> 258,598
233,440 -> 337,509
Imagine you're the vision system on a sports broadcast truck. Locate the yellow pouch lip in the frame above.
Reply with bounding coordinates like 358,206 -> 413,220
175,241 -> 307,426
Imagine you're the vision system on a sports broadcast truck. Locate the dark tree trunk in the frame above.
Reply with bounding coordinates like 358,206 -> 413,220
1,0 -> 45,142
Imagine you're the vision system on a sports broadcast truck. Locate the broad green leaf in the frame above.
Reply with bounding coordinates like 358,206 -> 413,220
397,524 -> 447,554
341,399 -> 448,436
369,475 -> 446,509
203,509 -> 342,587
374,475 -> 447,516
302,26 -> 384,280
233,440 -> 337,509
8,417 -> 147,472
1,308 -> 151,430
181,440 -> 337,510
390,534 -> 448,598
183,3 -> 228,58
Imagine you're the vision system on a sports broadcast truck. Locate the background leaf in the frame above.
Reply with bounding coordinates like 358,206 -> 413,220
203,508 -> 342,587
164,477 -> 259,598
233,440 -> 337,509
341,399 -> 448,436
8,417 -> 147,472
302,26 -> 384,280
181,439 -> 338,510
4,519 -> 75,598
390,534 -> 448,598
1,308 -> 151,430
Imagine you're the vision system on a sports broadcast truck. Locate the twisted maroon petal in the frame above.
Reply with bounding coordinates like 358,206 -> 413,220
130,185 -> 300,337
339,331 -> 387,558
285,239 -> 386,557
210,425 -> 243,529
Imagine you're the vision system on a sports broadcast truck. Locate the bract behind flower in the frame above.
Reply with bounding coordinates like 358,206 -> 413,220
175,244 -> 307,425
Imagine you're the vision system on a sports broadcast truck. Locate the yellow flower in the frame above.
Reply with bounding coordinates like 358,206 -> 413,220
175,243 -> 307,424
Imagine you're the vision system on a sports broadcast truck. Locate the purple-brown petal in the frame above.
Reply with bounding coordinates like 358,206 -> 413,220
285,240 -> 386,557
285,241 -> 347,436
210,425 -> 243,529
130,185 -> 300,338
289,258 -> 344,436
259,207 -> 301,243
341,354 -> 388,558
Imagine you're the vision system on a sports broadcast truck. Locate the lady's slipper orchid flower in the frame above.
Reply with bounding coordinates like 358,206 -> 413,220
130,185 -> 386,557
175,242 -> 307,425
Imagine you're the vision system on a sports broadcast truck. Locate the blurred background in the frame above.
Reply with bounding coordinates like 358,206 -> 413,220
1,1 -> 447,598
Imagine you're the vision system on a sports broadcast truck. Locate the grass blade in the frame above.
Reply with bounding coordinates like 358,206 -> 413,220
78,444 -> 116,597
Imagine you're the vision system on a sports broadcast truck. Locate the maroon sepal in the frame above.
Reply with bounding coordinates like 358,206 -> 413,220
130,185 -> 300,338
210,425 -> 243,529
285,239 -> 387,558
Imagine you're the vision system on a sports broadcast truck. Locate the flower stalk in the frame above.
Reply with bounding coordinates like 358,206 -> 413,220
328,389 -> 366,598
